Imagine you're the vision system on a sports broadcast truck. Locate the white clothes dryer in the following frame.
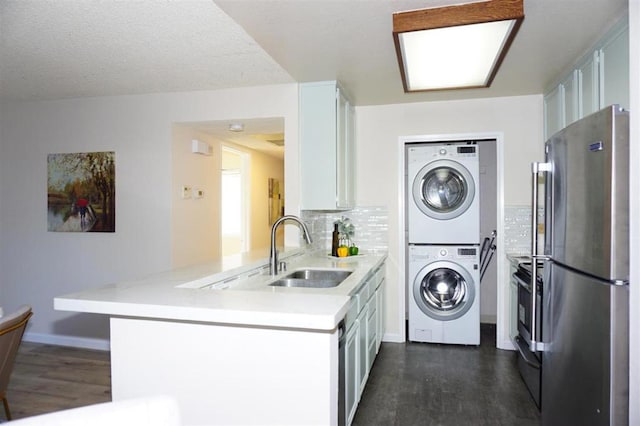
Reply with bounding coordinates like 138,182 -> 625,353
408,244 -> 480,345
407,142 -> 480,244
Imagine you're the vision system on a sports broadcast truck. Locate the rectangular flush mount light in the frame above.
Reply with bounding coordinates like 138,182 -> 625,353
393,0 -> 524,92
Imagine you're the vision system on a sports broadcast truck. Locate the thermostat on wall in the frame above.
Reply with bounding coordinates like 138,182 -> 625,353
192,139 -> 213,156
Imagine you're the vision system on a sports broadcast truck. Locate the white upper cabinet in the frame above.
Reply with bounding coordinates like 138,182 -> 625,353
599,24 -> 629,110
578,52 -> 599,118
300,81 -> 356,210
544,16 -> 628,140
544,84 -> 564,139
562,71 -> 578,125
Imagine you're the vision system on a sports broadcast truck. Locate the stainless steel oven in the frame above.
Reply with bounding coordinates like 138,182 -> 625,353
512,261 -> 543,408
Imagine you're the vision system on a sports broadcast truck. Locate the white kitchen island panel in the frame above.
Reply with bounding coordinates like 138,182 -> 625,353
111,317 -> 338,426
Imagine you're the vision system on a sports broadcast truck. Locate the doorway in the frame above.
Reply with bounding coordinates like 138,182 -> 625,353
399,132 -> 506,347
221,146 -> 250,256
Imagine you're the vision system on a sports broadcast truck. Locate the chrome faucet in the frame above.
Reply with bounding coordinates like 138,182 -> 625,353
270,215 -> 313,275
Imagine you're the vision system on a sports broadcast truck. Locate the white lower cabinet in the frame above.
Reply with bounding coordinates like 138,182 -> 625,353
366,297 -> 377,372
357,303 -> 369,395
375,281 -> 385,352
344,262 -> 385,425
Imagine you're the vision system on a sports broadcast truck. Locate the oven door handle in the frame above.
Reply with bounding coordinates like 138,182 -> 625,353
512,273 -> 532,292
514,335 -> 541,369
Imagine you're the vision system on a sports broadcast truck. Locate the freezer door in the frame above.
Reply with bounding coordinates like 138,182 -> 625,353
541,263 -> 628,426
544,105 -> 629,281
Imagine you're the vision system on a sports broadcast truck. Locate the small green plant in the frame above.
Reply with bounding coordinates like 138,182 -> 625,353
334,216 -> 355,247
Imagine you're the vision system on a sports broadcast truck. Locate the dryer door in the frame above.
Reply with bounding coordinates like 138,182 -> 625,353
413,260 -> 476,321
412,159 -> 476,220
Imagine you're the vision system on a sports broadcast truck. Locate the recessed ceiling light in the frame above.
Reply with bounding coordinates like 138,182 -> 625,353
393,0 -> 524,92
228,123 -> 244,132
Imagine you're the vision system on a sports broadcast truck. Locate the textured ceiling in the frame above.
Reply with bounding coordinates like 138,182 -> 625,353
0,0 -> 628,105
0,0 -> 294,101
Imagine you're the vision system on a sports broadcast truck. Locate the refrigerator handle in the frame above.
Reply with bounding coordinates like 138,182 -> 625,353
531,161 -> 551,352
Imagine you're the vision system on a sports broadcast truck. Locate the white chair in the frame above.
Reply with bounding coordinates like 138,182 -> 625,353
0,305 -> 32,421
6,395 -> 182,426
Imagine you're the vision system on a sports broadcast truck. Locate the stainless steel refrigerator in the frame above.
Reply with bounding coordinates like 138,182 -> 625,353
530,105 -> 629,425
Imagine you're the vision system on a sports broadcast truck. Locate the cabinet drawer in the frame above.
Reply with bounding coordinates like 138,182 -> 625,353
344,298 -> 358,331
373,266 -> 385,289
353,282 -> 371,313
366,297 -> 376,320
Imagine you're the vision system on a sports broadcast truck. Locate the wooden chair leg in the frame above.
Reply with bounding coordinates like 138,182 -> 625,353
2,396 -> 11,421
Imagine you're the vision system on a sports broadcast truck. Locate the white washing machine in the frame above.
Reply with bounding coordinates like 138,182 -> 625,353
408,244 -> 480,345
407,142 -> 480,244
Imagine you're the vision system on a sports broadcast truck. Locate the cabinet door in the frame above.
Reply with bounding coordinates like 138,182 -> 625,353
375,281 -> 385,352
336,89 -> 349,208
366,298 -> 377,372
346,101 -> 356,206
345,323 -> 359,425
357,306 -> 368,395
300,81 -> 355,211
578,52 -> 599,118
336,90 -> 355,209
599,26 -> 629,110
544,85 -> 564,140
300,82 -> 337,210
561,71 -> 578,126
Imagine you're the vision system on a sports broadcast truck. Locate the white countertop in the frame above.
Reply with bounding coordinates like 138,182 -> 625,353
54,249 -> 387,332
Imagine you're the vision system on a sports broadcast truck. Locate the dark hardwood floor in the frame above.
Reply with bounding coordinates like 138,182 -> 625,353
2,343 -> 111,422
4,324 -> 539,425
353,324 -> 541,426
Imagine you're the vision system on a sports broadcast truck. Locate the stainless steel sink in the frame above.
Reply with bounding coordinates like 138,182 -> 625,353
286,269 -> 352,281
269,269 -> 352,288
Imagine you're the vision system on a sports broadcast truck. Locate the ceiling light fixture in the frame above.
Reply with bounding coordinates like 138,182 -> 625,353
228,123 -> 244,132
393,0 -> 524,92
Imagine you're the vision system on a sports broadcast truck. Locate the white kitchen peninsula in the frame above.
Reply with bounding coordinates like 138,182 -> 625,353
55,250 -> 386,426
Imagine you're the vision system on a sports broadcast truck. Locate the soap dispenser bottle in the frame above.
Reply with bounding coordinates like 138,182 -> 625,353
331,223 -> 339,257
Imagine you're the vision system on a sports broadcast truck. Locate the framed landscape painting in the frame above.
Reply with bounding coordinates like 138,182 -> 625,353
47,151 -> 116,232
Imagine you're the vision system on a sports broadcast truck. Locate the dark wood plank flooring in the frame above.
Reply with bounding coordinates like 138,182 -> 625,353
353,324 -> 541,426
4,324 -> 539,425
2,343 -> 111,422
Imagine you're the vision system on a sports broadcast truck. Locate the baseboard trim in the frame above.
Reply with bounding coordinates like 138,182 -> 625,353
382,331 -> 404,343
23,332 -> 110,351
497,337 -> 515,351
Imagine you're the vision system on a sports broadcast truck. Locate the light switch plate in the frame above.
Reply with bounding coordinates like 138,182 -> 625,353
181,185 -> 192,199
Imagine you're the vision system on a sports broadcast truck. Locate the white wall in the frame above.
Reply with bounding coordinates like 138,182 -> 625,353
0,84 -> 299,347
170,127 -> 284,267
355,95 -> 544,342
172,125 -> 221,267
245,147 -> 285,252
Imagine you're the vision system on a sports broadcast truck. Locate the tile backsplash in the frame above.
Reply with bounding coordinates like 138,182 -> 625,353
301,205 -> 537,256
504,205 -> 544,255
301,206 -> 388,254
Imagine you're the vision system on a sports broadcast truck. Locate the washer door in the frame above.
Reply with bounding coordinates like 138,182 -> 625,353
413,260 -> 476,321
412,159 -> 476,220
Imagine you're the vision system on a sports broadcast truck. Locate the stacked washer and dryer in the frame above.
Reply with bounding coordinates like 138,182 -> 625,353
407,142 -> 481,345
